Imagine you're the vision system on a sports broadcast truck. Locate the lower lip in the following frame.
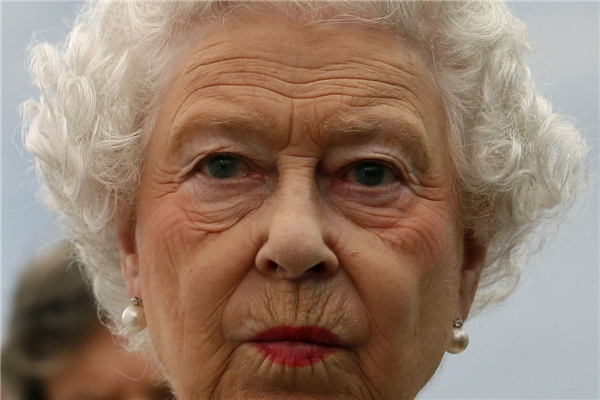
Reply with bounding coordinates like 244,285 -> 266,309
253,341 -> 339,367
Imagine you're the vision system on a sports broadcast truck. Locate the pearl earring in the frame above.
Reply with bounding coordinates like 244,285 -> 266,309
446,318 -> 469,354
122,297 -> 146,333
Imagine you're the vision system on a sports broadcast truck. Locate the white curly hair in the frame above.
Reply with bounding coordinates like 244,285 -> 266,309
23,0 -> 587,352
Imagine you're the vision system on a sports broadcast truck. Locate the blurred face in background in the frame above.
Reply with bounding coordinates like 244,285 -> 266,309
44,326 -> 171,400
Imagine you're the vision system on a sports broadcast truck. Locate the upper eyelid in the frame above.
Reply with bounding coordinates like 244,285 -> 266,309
194,151 -> 276,175
196,153 -> 249,169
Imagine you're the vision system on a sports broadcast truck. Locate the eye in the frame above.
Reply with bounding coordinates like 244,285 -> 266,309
200,154 -> 246,179
345,161 -> 397,186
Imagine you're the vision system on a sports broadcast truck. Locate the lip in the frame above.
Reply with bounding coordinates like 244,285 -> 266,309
251,326 -> 342,367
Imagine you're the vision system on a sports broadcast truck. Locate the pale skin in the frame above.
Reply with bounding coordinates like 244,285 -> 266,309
117,15 -> 487,400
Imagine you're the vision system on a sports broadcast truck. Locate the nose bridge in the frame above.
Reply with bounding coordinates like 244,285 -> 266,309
256,167 -> 338,280
277,168 -> 319,220
272,173 -> 321,248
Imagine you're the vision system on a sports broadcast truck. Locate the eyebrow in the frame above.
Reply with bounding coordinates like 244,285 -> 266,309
167,108 -> 281,159
167,108 -> 433,172
311,111 -> 433,172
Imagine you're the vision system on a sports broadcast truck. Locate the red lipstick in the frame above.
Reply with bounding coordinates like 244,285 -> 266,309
251,326 -> 341,367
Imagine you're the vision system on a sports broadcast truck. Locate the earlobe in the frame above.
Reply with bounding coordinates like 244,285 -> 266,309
121,253 -> 140,298
458,231 -> 488,320
114,206 -> 141,298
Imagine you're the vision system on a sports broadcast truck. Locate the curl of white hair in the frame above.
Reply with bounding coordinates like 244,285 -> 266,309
23,0 -> 587,353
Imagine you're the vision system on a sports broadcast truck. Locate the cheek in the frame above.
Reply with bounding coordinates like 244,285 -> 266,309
336,201 -> 462,393
342,195 -> 462,303
135,184 -> 262,388
340,220 -> 459,338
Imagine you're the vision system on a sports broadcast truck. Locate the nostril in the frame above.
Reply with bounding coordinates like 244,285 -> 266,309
287,262 -> 327,279
265,259 -> 278,273
262,260 -> 331,280
309,263 -> 324,274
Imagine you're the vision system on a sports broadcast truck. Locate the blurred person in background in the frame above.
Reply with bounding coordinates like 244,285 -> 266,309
1,241 -> 173,400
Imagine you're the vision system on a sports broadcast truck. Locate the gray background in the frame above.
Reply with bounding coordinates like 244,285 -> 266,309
2,2 -> 598,399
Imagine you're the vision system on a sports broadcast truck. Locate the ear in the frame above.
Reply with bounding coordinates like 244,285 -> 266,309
458,230 -> 488,321
115,205 -> 141,299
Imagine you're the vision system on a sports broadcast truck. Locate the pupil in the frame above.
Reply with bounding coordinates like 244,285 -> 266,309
207,155 -> 240,178
355,162 -> 385,186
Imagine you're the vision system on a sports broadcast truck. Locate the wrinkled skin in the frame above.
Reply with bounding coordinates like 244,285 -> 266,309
117,15 -> 487,400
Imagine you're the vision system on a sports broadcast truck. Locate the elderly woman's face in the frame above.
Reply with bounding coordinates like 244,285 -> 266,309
119,15 -> 485,399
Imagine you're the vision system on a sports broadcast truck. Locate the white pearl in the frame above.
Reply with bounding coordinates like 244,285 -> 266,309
447,327 -> 469,354
122,304 -> 146,333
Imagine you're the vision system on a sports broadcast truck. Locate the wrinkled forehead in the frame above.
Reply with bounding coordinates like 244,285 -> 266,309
164,12 -> 442,108
163,2 -> 438,94
149,8 -> 448,172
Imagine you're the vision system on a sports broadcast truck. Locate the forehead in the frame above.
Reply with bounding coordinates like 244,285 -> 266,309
173,15 -> 438,102
156,14 -> 447,168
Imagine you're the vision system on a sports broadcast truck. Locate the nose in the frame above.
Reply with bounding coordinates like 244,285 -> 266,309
255,177 -> 339,280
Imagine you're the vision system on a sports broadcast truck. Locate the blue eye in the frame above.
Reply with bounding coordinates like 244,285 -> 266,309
207,154 -> 241,179
351,161 -> 396,186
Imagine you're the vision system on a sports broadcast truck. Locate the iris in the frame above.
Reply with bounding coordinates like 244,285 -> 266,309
354,161 -> 387,186
207,155 -> 240,179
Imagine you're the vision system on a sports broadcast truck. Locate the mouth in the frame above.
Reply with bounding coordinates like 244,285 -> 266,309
251,325 -> 342,367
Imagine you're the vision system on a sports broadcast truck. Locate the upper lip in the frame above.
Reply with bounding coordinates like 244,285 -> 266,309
251,325 -> 344,347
